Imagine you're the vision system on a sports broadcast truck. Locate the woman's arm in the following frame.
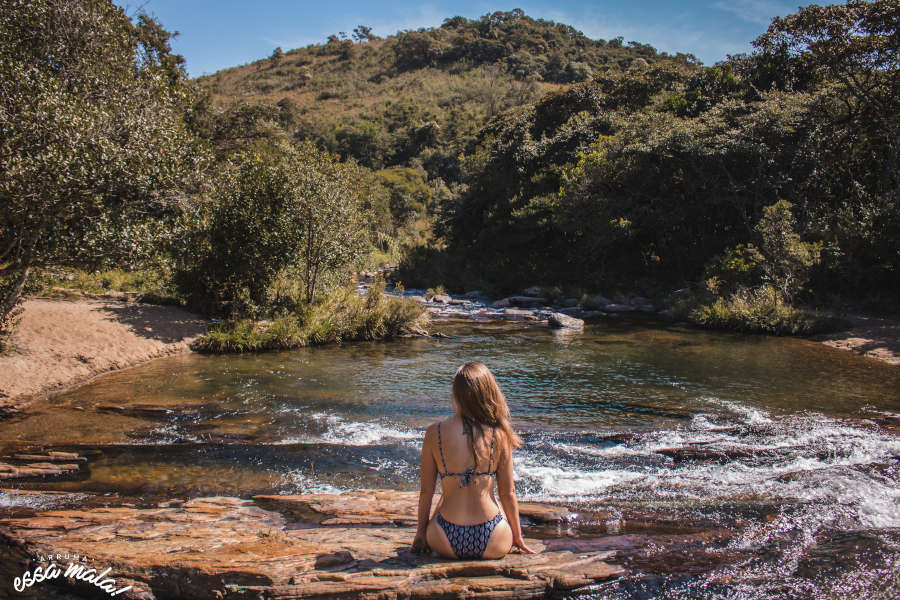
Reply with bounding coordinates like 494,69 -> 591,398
411,424 -> 438,553
496,437 -> 536,554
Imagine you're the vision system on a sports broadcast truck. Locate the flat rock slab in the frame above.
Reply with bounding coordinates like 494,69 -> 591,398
0,493 -> 623,600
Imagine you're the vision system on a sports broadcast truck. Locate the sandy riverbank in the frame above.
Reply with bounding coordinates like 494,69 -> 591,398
0,298 -> 208,409
812,313 -> 900,366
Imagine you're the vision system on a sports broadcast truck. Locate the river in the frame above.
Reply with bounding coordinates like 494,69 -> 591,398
2,316 -> 899,598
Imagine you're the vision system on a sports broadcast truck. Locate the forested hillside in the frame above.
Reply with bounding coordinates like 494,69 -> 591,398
197,4 -> 898,326
196,10 -> 692,245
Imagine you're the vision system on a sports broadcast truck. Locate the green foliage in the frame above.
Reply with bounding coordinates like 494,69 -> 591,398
194,282 -> 428,353
175,143 -> 372,316
419,2 -> 899,312
754,201 -> 822,305
689,286 -> 849,336
196,10 -> 676,188
0,0 -> 205,328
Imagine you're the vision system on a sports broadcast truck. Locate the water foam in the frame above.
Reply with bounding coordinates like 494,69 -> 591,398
513,405 -> 900,529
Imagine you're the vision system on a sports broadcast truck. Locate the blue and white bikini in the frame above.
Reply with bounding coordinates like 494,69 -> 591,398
435,420 -> 505,559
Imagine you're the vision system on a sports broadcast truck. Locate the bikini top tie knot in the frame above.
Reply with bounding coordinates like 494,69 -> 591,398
437,418 -> 496,487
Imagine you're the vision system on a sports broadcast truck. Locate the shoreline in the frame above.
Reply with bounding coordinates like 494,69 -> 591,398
0,297 -> 208,412
1,294 -> 897,412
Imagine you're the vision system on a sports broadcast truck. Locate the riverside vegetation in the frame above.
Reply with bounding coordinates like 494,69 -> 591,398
1,1 -> 897,348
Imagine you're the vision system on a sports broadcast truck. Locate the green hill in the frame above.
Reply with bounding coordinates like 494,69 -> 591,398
196,9 -> 696,182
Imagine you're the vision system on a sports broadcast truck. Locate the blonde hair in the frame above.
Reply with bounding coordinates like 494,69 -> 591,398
451,362 -> 522,463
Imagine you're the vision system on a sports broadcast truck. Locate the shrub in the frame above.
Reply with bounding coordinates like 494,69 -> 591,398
689,286 -> 849,336
192,282 -> 428,353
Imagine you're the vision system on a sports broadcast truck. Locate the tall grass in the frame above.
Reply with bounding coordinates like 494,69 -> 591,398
194,281 -> 428,353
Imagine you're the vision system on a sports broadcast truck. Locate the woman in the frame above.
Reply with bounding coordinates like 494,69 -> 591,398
411,362 -> 536,559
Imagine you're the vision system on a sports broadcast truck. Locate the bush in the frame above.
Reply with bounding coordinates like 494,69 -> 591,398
193,281 -> 428,353
689,286 -> 849,336
175,143 -> 371,316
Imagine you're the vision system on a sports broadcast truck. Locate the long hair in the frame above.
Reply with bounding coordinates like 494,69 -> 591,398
451,362 -> 522,463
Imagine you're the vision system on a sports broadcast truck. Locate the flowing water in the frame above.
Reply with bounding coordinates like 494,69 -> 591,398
2,317 -> 899,598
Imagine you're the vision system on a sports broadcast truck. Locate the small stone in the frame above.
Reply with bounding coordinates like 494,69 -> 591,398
548,312 -> 584,330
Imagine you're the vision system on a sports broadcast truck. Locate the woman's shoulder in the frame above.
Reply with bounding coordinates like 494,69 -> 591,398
423,417 -> 451,438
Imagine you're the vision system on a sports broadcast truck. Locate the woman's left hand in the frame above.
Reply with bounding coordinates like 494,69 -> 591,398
411,531 -> 429,554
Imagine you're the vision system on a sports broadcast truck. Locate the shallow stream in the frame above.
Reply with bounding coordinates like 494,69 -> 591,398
2,317 -> 899,598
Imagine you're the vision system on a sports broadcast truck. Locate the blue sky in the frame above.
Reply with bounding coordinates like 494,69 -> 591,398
116,1 -> 809,77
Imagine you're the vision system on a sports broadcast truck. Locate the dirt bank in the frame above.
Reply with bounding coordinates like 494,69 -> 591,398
0,298 -> 208,409
813,314 -> 900,366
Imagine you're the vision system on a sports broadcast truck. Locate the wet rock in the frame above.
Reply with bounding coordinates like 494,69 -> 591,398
448,298 -> 469,306
96,403 -> 218,420
430,294 -> 452,304
656,445 -> 834,463
493,296 -> 546,308
0,461 -> 82,480
0,491 -> 622,600
603,303 -> 636,313
635,304 -> 656,313
561,298 -> 580,307
503,308 -> 540,321
878,413 -> 900,427
548,312 -> 584,330
11,451 -> 86,463
462,290 -> 485,299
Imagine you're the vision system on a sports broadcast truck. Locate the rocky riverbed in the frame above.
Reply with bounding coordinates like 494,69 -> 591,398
0,489 -> 639,599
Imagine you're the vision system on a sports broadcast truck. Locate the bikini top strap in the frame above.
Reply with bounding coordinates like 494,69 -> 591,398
436,422 -> 449,475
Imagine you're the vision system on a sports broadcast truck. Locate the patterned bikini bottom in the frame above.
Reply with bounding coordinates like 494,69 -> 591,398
436,511 -> 505,559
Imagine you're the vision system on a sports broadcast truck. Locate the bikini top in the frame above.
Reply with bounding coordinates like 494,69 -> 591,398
437,419 -> 496,487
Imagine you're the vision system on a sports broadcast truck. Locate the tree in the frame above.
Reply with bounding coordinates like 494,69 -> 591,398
270,46 -> 284,67
754,0 -> 899,201
176,144 -> 371,314
295,145 -> 371,303
0,0 -> 203,334
352,25 -> 378,43
753,200 -> 821,305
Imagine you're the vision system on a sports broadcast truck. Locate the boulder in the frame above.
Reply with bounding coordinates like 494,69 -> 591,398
548,312 -> 584,330
461,291 -> 484,299
506,296 -> 547,307
0,490 -> 624,600
431,294 -> 452,304
561,298 -> 580,307
587,295 -> 611,307
603,304 -> 636,313
522,286 -> 543,296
